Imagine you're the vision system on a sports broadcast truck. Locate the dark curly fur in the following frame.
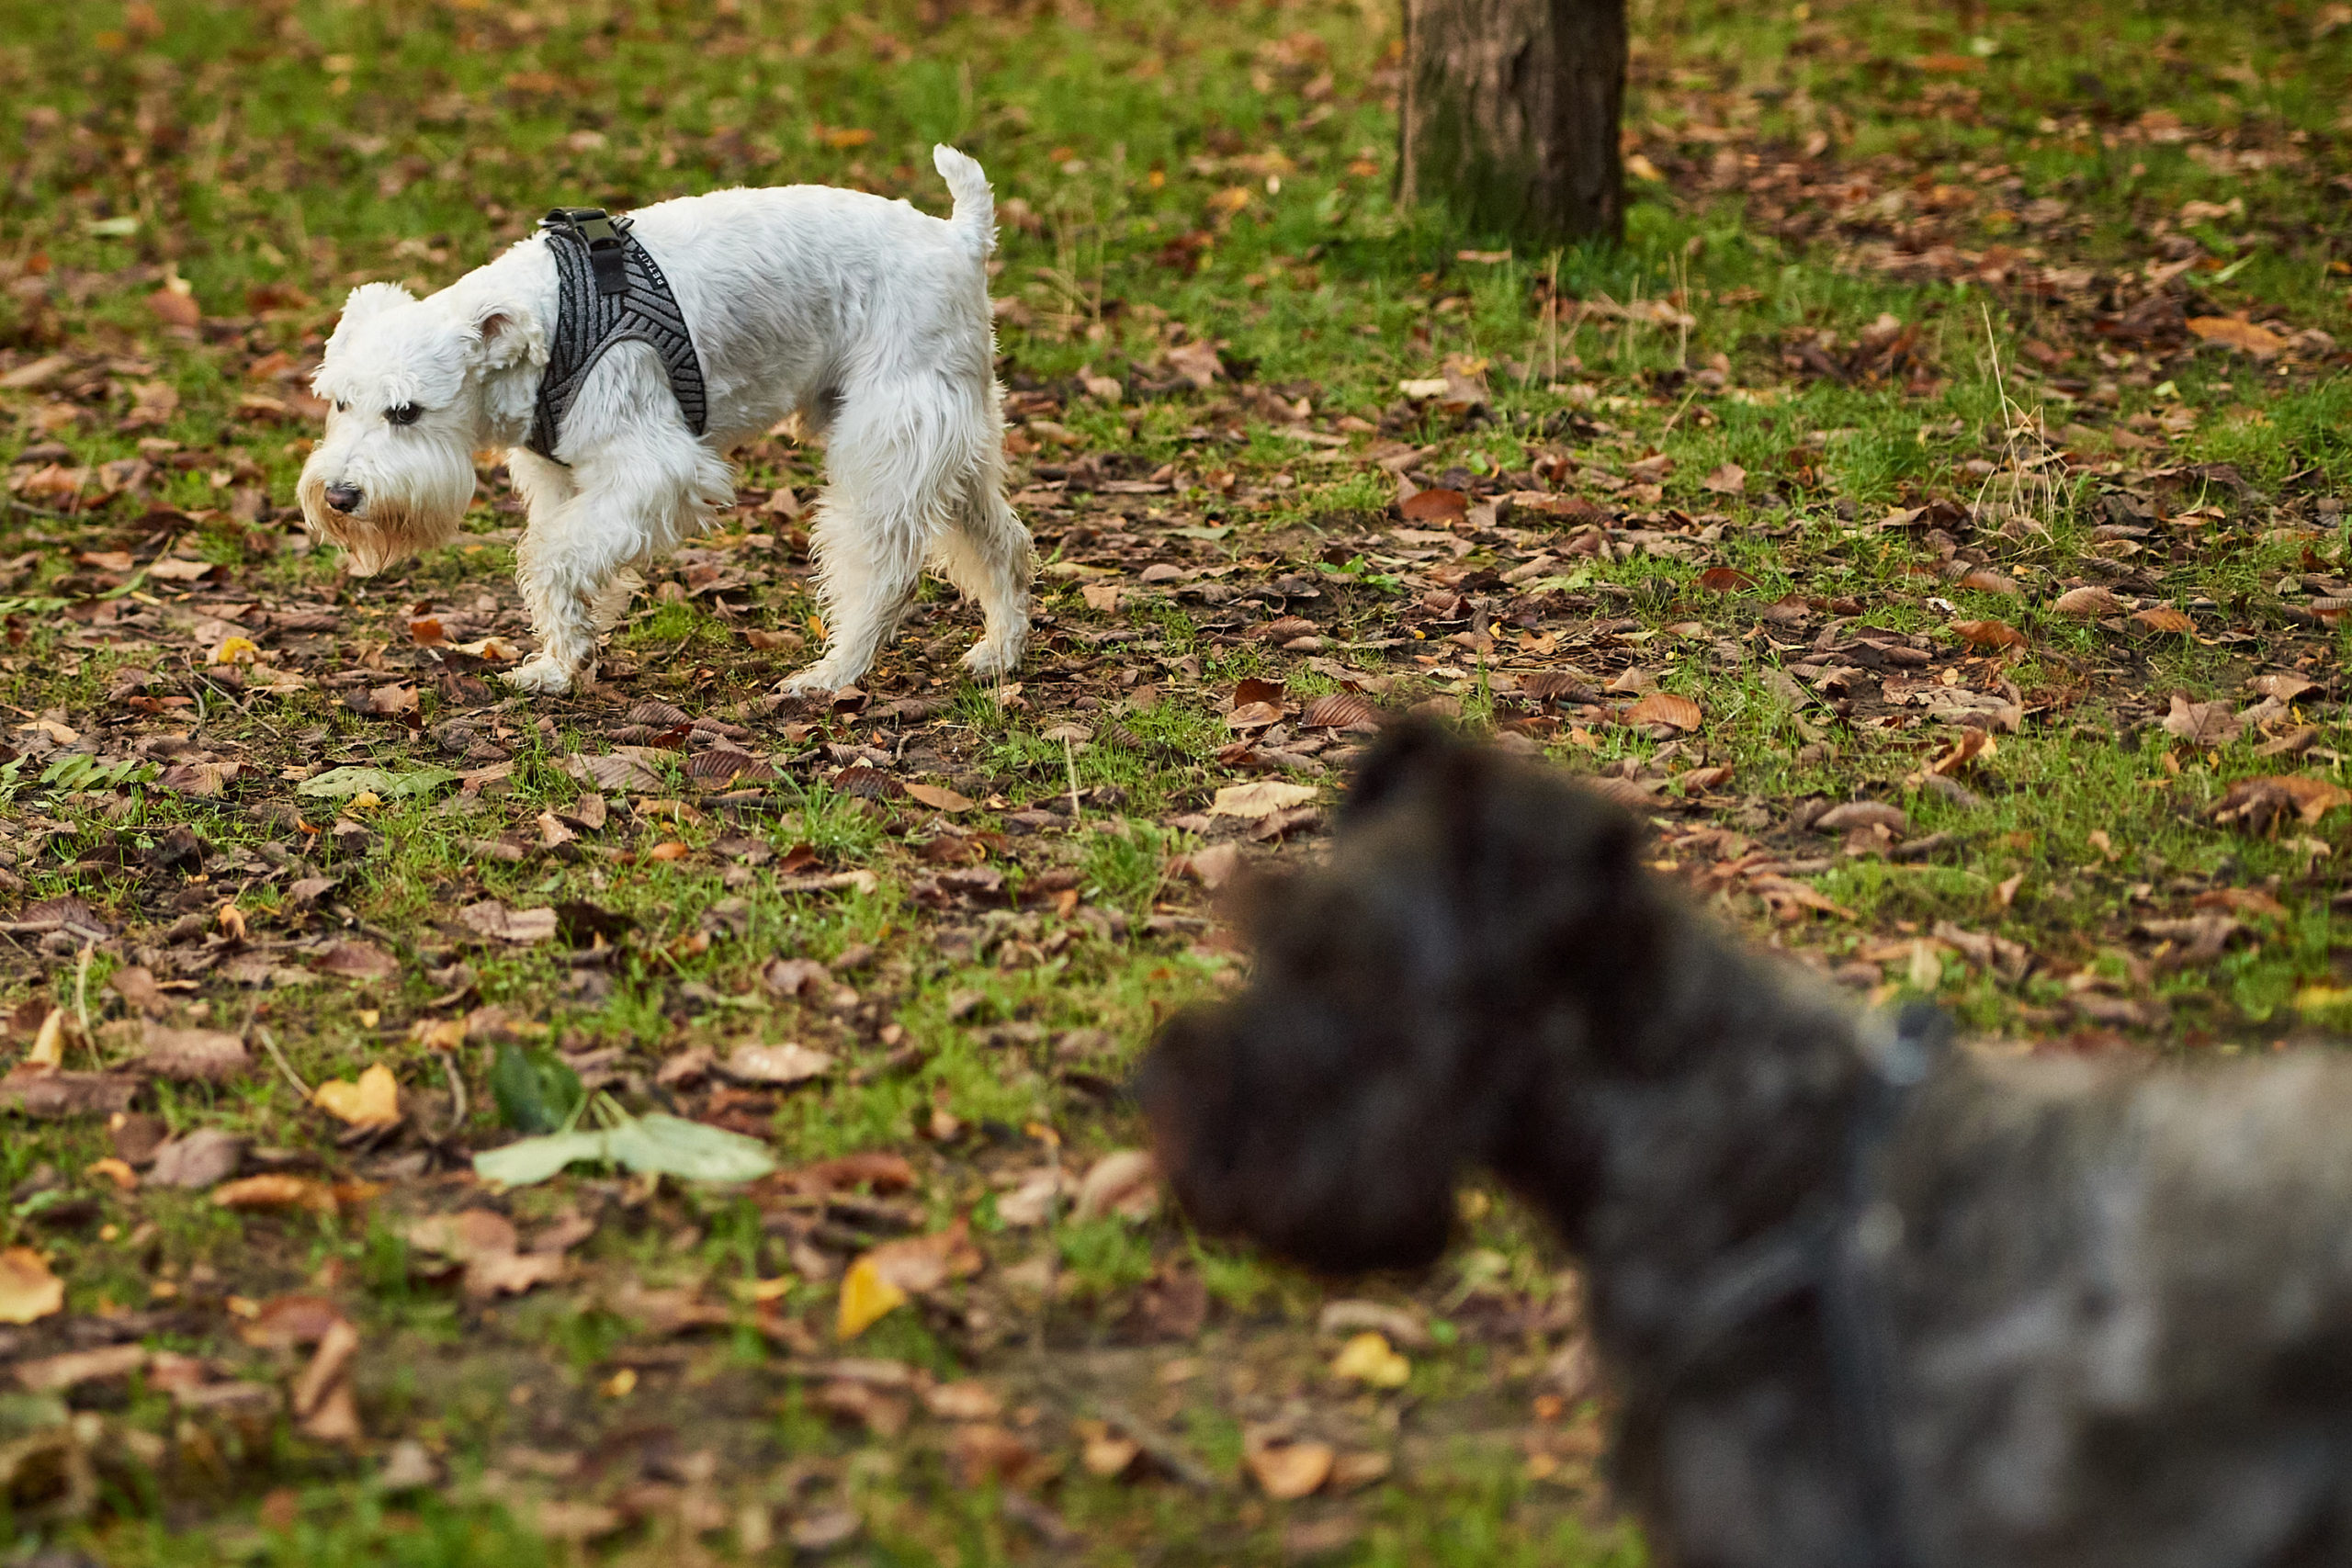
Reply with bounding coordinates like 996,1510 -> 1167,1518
1141,723 -> 2352,1567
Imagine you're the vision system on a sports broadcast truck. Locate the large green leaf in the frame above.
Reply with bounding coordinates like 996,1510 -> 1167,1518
297,765 -> 460,800
471,1113 -> 775,1188
605,1115 -> 777,1183
489,1041 -> 583,1134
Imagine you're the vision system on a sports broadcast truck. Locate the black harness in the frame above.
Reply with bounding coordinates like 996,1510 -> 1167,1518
526,208 -> 707,462
1653,1001 -> 1950,1568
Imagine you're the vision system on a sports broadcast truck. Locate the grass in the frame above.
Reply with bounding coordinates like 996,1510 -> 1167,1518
1,0 -> 2349,1560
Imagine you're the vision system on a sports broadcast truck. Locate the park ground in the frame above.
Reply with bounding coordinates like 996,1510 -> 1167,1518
1,0 -> 2349,1562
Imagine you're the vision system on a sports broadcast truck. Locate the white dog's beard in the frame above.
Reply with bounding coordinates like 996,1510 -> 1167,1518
296,464 -> 472,576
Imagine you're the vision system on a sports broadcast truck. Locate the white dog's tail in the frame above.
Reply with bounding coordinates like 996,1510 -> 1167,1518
933,144 -> 996,258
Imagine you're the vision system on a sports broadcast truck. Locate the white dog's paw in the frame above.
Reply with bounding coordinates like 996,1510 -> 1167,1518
775,663 -> 850,699
502,655 -> 577,695
959,639 -> 1024,682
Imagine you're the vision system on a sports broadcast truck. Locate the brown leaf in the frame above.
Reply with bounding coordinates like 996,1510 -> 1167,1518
2250,672 -> 2323,704
2187,316 -> 2286,358
1955,570 -> 2018,596
213,1174 -> 338,1213
725,1043 -> 836,1086
13,1343 -> 146,1393
239,1293 -> 350,1349
2161,694 -> 2244,747
1399,489 -> 1468,525
146,286 -> 201,329
2211,774 -> 2352,831
1815,801 -> 1909,835
1246,1438 -> 1335,1500
903,782 -> 974,813
1696,566 -> 1755,592
1165,339 -> 1224,388
315,941 -> 400,981
1624,692 -> 1702,731
1072,1149 -> 1159,1223
946,1423 -> 1044,1490
458,901 -> 560,944
2132,606 -> 2194,634
0,1247 -> 64,1325
1301,692 -> 1380,730
0,1069 -> 139,1118
1951,619 -> 2027,650
2051,585 -> 2121,617
149,1129 -> 244,1190
1701,462 -> 1747,495
136,1023 -> 249,1084
1183,840 -> 1243,890
863,1218 -> 984,1296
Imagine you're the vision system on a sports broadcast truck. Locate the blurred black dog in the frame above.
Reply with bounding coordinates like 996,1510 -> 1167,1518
1142,723 -> 2352,1567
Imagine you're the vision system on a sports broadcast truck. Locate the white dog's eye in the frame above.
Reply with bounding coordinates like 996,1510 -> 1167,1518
388,402 -> 423,426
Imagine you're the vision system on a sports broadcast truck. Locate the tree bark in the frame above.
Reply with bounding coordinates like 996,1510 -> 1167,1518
1398,0 -> 1628,245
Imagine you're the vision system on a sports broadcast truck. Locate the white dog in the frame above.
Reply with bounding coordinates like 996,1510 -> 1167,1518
298,146 -> 1031,697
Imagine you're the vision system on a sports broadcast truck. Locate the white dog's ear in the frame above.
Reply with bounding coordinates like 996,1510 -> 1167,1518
325,282 -> 415,355
469,301 -> 545,371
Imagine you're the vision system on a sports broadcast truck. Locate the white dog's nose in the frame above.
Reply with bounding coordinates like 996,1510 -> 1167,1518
323,482 -> 364,514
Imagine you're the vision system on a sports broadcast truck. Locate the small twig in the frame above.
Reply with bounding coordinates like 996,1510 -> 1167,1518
1036,1368 -> 1221,1491
1062,736 -> 1083,823
5,498 -> 75,521
72,941 -> 93,1049
441,1052 -> 469,1139
254,1024 -> 312,1100
1657,382 -> 1704,436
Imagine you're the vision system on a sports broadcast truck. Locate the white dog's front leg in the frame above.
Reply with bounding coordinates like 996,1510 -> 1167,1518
507,470 -> 683,696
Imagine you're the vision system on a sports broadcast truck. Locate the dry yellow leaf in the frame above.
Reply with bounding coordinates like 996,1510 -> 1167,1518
1330,1331 -> 1412,1388
1246,1439 -> 1335,1500
836,1256 -> 909,1339
26,1007 -> 65,1070
210,635 -> 260,665
0,1247 -> 63,1325
312,1063 -> 401,1130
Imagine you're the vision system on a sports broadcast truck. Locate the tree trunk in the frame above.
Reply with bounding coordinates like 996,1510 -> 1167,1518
1398,0 -> 1627,245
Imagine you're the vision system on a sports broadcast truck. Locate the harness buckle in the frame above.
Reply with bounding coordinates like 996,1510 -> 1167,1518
539,207 -> 635,297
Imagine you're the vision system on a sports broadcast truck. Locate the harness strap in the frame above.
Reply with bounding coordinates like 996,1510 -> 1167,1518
527,208 -> 707,462
1651,1001 -> 1949,1568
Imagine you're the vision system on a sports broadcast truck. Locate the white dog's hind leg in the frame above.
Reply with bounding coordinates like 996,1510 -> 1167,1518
933,485 -> 1032,681
780,385 -> 964,696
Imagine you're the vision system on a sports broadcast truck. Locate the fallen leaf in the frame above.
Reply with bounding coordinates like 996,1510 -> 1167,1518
0,1247 -> 63,1325
1083,1433 -> 1142,1477
0,1069 -> 139,1118
2187,316 -> 2287,358
473,1111 -> 775,1187
1701,462 -> 1747,495
136,1023 -> 248,1083
922,1381 -> 1003,1421
1399,489 -> 1468,525
12,1343 -> 146,1393
725,1043 -> 836,1086
458,901 -> 560,944
1951,619 -> 2027,650
315,942 -> 399,980
1211,781 -> 1317,818
148,1129 -> 244,1190
209,635 -> 260,665
1330,1331 -> 1412,1388
1815,801 -> 1909,834
2161,694 -> 2244,747
2051,585 -> 2121,616
1185,840 -> 1243,889
312,1063 -> 401,1129
1166,339 -> 1224,388
2132,606 -> 2194,634
1696,566 -> 1755,593
212,1174 -> 338,1213
1072,1149 -> 1159,1223
836,1256 -> 909,1339
2250,672 -> 2323,704
903,782 -> 974,813
148,285 -> 201,329
1625,692 -> 1702,731
1079,582 -> 1123,614
298,765 -> 458,800
2211,774 -> 2352,830
1246,1438 -> 1335,1500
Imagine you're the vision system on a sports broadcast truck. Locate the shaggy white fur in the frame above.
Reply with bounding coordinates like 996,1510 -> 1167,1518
298,146 -> 1032,697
